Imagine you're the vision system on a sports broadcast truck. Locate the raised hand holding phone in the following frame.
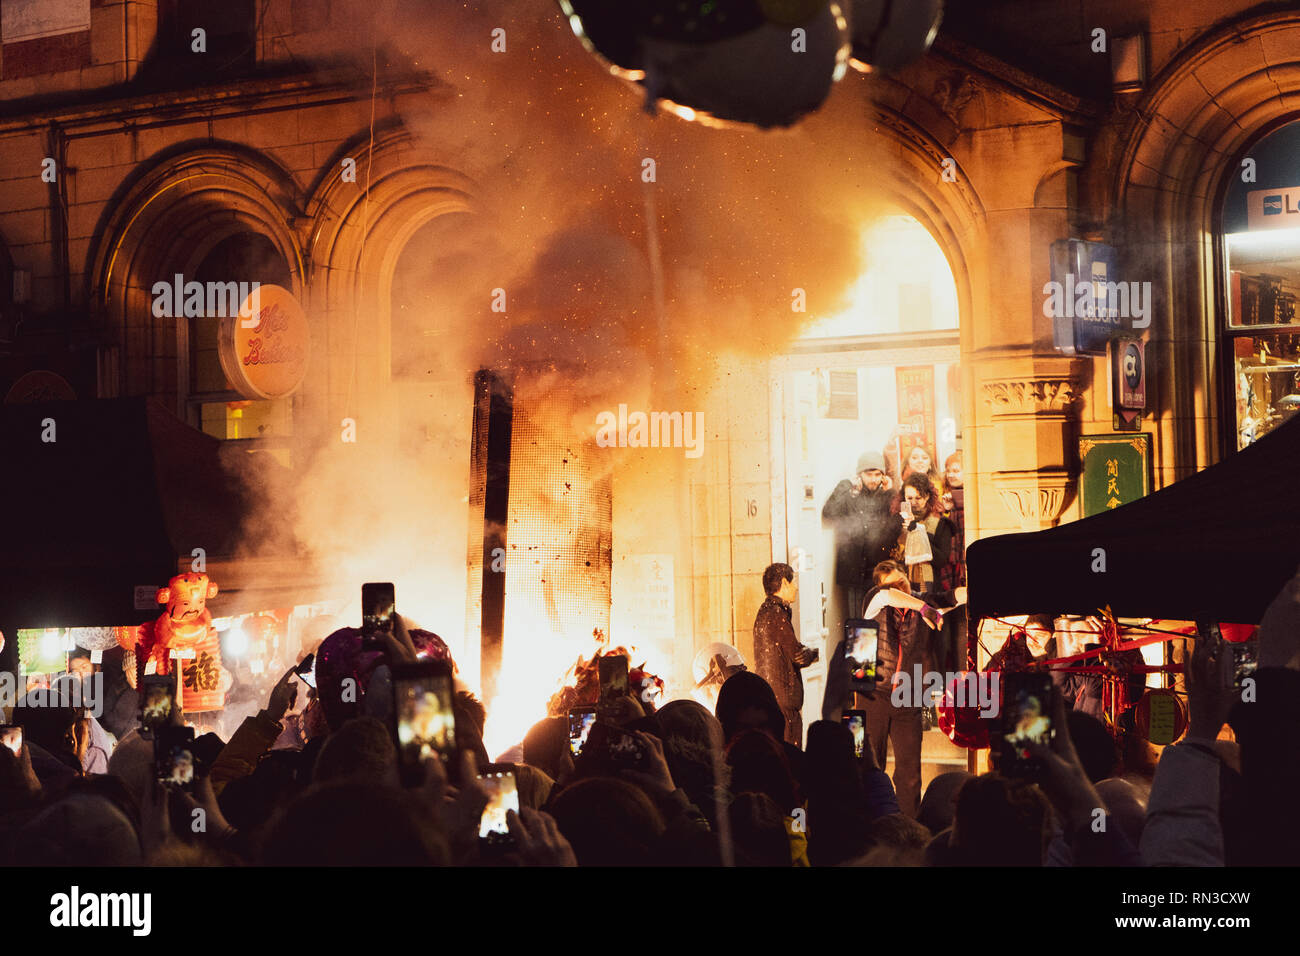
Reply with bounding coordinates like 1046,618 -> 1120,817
262,666 -> 299,724
616,731 -> 675,798
1021,686 -> 1106,832
506,807 -> 577,867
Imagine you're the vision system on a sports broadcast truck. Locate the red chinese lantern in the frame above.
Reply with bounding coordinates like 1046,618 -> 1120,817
178,629 -> 229,713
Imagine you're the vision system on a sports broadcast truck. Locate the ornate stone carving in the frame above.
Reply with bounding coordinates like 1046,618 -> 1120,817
981,377 -> 1079,417
991,469 -> 1074,530
932,72 -> 978,124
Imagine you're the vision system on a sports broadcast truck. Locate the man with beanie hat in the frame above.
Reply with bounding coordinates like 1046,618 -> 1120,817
822,451 -> 896,622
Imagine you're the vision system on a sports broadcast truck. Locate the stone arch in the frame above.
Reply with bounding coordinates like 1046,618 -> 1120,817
1112,9 -> 1300,482
860,102 -> 990,535
303,126 -> 480,431
88,143 -> 306,405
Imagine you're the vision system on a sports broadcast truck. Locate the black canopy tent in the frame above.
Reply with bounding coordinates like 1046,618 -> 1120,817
966,412 -> 1300,627
0,398 -> 328,672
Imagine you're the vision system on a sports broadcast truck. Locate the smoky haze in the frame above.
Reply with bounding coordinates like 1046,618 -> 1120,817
226,0 -> 898,685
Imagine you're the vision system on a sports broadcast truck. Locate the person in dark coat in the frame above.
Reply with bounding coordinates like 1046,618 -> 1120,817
752,563 -> 816,746
822,451 -> 896,625
715,671 -> 807,790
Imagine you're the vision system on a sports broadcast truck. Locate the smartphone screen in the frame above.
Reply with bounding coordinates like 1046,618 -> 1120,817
294,652 -> 317,690
140,675 -> 176,734
477,765 -> 519,840
361,582 -> 395,642
598,655 -> 629,701
568,707 -> 596,756
843,619 -> 879,684
1231,641 -> 1258,690
392,661 -> 455,771
842,710 -> 866,757
155,725 -> 197,790
998,672 -> 1053,775
0,725 -> 22,755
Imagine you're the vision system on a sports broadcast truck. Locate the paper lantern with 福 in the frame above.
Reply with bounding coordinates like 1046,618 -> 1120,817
177,629 -> 231,713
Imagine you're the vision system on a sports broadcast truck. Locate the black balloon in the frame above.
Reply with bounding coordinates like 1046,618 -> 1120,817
848,0 -> 943,72
557,0 -> 851,128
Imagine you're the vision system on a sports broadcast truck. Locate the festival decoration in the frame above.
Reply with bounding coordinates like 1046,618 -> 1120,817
557,0 -> 852,128
16,629 -> 68,676
133,572 -> 231,713
1133,688 -> 1188,745
65,627 -> 119,651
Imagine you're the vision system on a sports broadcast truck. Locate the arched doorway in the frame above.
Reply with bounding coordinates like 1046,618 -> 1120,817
769,209 -> 966,777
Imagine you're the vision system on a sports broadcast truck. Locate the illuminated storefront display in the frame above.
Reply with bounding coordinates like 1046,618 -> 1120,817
1223,120 -> 1300,450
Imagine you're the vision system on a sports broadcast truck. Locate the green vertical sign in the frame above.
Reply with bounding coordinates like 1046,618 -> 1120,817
1078,433 -> 1152,517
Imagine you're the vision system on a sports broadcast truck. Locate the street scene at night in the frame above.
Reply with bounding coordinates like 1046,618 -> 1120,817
0,0 -> 1297,925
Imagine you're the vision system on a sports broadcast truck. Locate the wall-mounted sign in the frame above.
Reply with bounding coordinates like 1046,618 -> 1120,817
1078,433 -> 1152,516
619,554 -> 674,643
218,284 -> 310,400
1111,335 -> 1146,432
1246,186 -> 1300,231
1049,239 -> 1128,356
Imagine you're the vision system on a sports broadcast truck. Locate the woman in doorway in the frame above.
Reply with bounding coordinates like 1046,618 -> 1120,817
894,473 -> 956,594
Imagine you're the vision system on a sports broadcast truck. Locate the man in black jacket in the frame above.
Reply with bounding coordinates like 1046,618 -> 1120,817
822,452 -> 896,625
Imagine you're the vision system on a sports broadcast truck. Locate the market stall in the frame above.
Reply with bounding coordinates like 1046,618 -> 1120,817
0,398 -> 332,696
965,411 -> 1300,625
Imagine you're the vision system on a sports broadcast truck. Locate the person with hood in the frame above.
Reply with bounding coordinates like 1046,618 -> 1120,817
752,563 -> 816,746
715,671 -> 806,791
823,451 -> 897,624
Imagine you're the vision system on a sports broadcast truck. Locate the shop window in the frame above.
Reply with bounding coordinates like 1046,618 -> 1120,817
1222,119 -> 1300,450
186,232 -> 294,461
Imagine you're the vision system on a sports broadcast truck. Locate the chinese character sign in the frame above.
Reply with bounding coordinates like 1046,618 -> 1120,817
1078,434 -> 1152,517
179,630 -> 229,712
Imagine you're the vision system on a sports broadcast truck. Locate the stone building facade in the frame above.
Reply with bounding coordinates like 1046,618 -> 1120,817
2,1 -> 1298,711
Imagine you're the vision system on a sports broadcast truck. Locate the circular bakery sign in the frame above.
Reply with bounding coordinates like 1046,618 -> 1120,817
218,284 -> 310,400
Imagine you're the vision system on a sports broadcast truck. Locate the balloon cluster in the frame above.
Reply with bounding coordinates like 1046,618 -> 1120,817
557,0 -> 943,128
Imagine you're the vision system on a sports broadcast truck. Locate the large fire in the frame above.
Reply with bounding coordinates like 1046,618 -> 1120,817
481,624 -> 667,759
